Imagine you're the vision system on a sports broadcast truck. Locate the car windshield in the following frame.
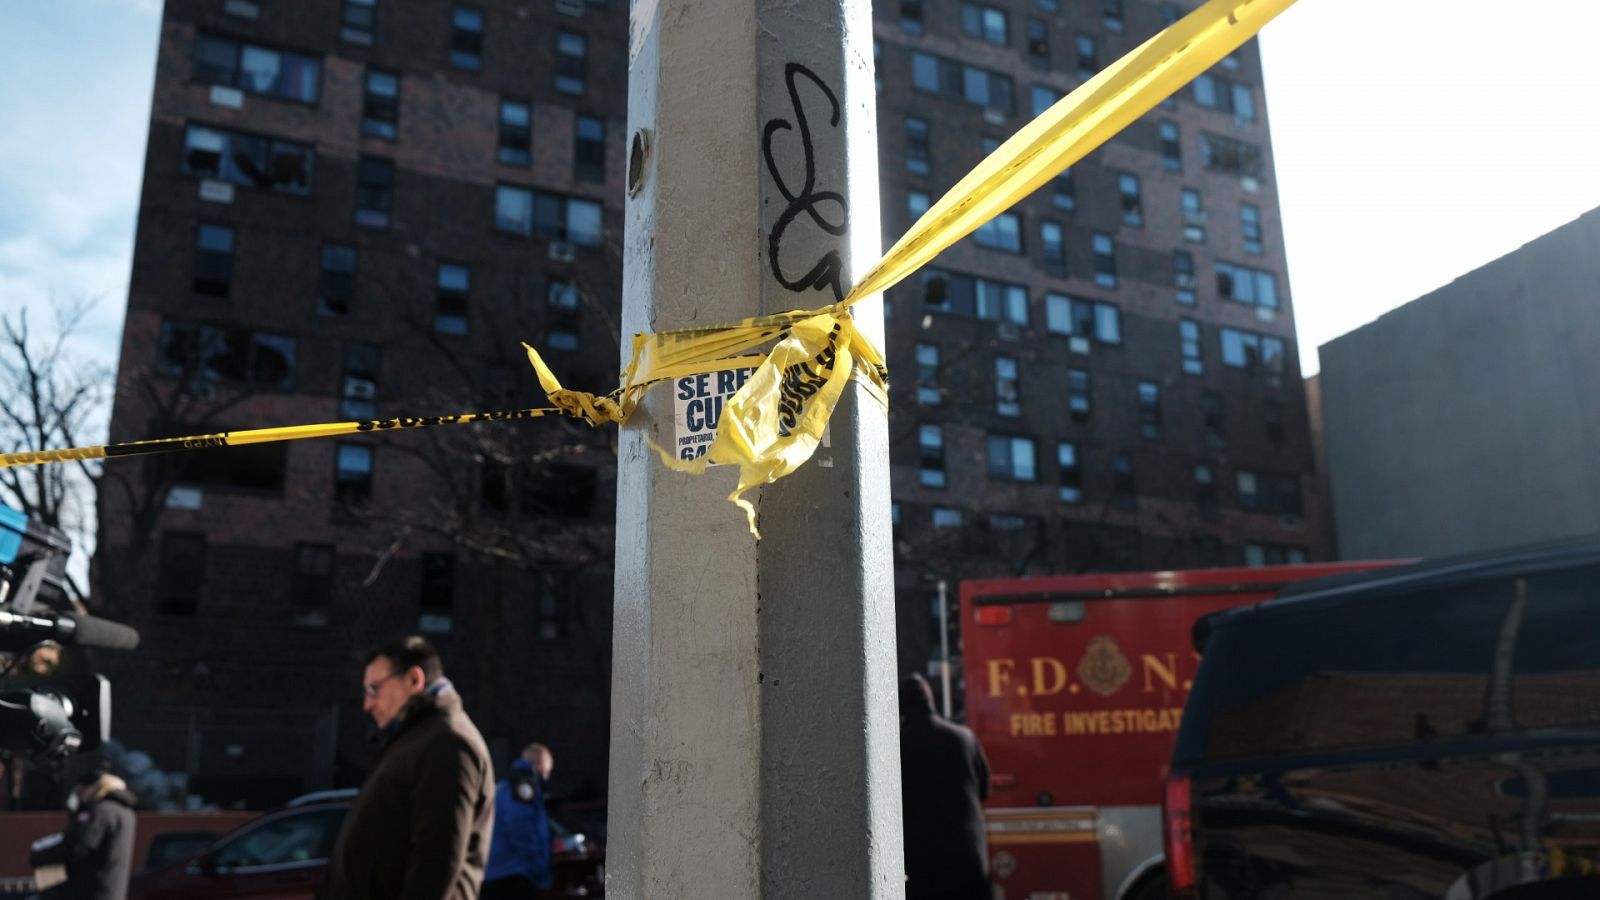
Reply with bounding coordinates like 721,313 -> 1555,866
214,808 -> 345,869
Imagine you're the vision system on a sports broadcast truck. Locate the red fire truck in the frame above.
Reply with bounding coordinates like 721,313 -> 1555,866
959,562 -> 1399,900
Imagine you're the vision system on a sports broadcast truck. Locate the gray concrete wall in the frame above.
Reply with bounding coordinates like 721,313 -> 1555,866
1319,207 -> 1600,559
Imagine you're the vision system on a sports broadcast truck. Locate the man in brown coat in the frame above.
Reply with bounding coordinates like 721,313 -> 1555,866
321,636 -> 494,900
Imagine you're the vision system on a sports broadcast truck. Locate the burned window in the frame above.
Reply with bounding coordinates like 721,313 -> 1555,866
922,269 -> 1027,325
157,321 -> 296,390
1216,261 -> 1278,311
183,125 -> 313,195
1201,132 -> 1264,179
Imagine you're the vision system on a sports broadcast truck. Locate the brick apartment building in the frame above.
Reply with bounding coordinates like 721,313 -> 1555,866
97,0 -> 1327,806
874,1 -> 1331,677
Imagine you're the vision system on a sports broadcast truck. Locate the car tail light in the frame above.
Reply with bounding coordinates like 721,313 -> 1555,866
973,605 -> 1012,626
1163,771 -> 1198,899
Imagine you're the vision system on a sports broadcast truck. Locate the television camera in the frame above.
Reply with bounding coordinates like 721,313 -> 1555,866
0,505 -> 139,758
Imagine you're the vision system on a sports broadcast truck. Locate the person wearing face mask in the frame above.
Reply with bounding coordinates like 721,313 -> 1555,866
29,765 -> 137,900
481,743 -> 556,900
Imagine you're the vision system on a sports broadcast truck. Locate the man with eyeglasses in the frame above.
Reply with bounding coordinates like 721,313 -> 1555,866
320,636 -> 494,900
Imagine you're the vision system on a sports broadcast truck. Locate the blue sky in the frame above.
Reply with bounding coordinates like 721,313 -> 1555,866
5,0 -> 1600,427
1,0 -> 159,354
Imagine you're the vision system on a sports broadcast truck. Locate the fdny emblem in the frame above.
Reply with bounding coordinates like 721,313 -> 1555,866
1076,635 -> 1132,697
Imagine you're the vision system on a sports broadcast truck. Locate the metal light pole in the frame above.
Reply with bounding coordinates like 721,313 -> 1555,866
606,0 -> 900,894
937,579 -> 951,718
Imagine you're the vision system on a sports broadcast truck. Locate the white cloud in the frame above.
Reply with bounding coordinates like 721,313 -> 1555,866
0,2 -> 158,366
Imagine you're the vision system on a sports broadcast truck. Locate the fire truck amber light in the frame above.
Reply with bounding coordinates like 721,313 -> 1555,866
974,605 -> 1013,626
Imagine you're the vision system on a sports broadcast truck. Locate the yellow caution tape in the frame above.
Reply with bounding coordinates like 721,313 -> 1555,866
2,0 -> 1295,537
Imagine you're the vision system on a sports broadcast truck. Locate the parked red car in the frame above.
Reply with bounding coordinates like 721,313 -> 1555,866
128,790 -> 604,899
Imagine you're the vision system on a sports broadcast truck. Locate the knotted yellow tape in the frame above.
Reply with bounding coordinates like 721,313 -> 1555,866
2,0 -> 1295,537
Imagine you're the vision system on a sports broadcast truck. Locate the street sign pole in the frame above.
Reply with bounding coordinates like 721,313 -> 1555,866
607,0 -> 900,895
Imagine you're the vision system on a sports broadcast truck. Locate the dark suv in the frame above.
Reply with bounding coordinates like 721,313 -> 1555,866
1164,540 -> 1600,899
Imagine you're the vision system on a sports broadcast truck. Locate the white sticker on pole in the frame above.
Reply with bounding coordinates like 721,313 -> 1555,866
673,367 -> 757,464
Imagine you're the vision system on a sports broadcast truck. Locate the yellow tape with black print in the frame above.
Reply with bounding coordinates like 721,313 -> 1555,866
1,0 -> 1296,535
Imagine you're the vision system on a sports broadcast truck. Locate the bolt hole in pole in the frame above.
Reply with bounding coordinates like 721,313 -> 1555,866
628,130 -> 649,197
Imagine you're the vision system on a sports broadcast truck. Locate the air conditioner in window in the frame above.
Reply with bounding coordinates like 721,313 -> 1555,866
1240,176 -> 1261,194
983,109 -> 1006,126
997,322 -> 1020,341
165,486 -> 203,511
198,180 -> 235,204
1182,210 -> 1208,226
548,241 -> 577,263
1068,336 -> 1091,355
209,86 -> 244,109
555,0 -> 585,17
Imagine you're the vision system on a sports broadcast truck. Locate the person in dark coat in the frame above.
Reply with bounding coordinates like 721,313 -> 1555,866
899,672 -> 991,900
321,636 -> 495,900
30,769 -> 137,900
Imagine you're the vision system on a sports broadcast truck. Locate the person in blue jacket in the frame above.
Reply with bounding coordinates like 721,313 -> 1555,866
482,743 -> 555,900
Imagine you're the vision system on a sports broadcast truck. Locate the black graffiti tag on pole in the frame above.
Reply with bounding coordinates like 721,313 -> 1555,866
763,62 -> 847,302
